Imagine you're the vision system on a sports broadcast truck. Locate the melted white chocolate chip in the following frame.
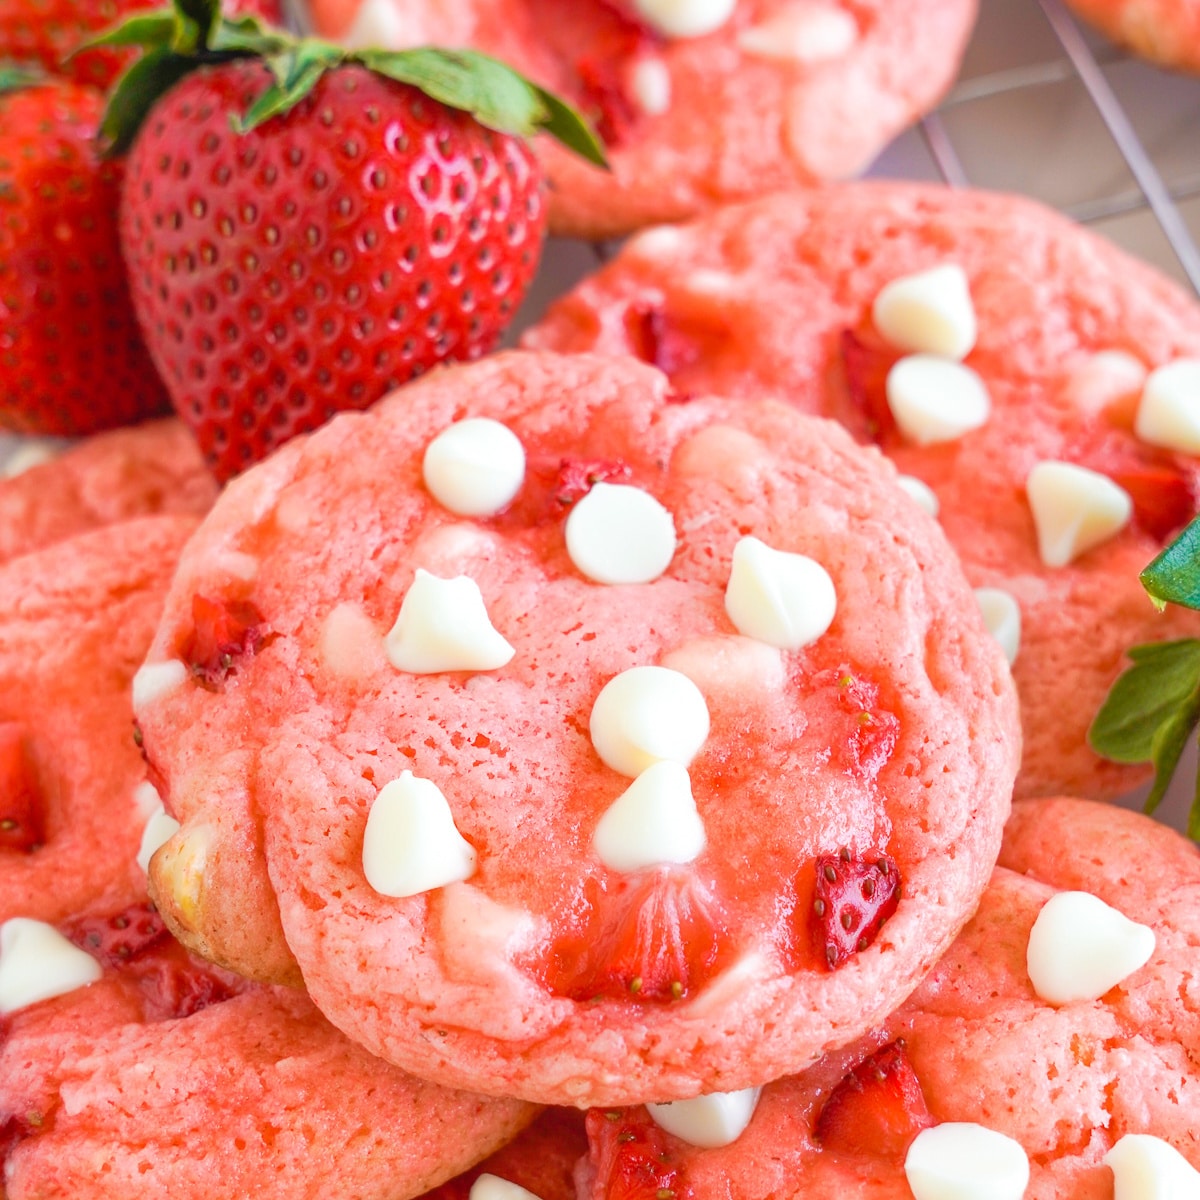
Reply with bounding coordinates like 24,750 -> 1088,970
630,57 -> 672,115
905,1123 -> 1030,1200
873,264 -> 977,361
724,536 -> 836,650
590,666 -> 710,778
738,3 -> 857,64
1134,358 -> 1200,455
1105,1134 -> 1200,1200
647,1086 -> 762,1148
470,1176 -> 544,1200
565,483 -> 677,585
385,569 -> 514,674
974,587 -> 1020,666
897,475 -> 940,517
593,760 -> 706,873
422,417 -> 526,518
362,771 -> 476,898
633,0 -> 735,38
131,659 -> 189,712
1026,462 -> 1132,568
0,918 -> 103,1015
137,801 -> 182,875
886,356 -> 991,445
1026,891 -> 1155,1005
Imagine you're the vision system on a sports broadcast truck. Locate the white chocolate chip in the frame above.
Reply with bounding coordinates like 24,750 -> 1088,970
1026,891 -> 1155,1005
1065,349 -> 1147,415
904,1123 -> 1030,1200
470,1176 -> 543,1200
3,438 -> 60,477
137,801 -> 182,875
593,760 -> 706,873
385,569 -> 514,674
647,1086 -> 762,1148
632,0 -> 735,38
873,265 -> 977,360
629,57 -> 671,115
319,601 -> 384,680
1134,358 -> 1200,455
132,779 -> 163,820
724,536 -> 836,650
1105,1134 -> 1200,1200
1026,461 -> 1132,568
628,226 -> 688,261
738,3 -> 857,64
131,659 -> 189,712
0,918 -> 103,1015
422,417 -> 526,518
974,588 -> 1020,666
886,356 -> 991,445
341,0 -> 409,48
362,771 -> 476,898
897,475 -> 940,517
590,665 -> 710,778
565,483 -> 677,585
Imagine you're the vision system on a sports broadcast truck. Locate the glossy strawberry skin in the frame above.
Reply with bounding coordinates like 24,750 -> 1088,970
120,60 -> 546,482
814,1039 -> 934,1159
0,80 -> 169,435
0,0 -> 282,90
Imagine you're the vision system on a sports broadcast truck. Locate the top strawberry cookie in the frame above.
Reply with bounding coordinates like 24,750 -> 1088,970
304,0 -> 979,238
134,350 -> 1018,1106
525,182 -> 1200,800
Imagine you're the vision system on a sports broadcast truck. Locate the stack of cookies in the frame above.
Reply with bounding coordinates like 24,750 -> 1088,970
3,2 -> 1200,1199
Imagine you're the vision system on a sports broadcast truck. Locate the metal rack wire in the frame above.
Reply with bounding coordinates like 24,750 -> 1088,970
919,0 -> 1200,296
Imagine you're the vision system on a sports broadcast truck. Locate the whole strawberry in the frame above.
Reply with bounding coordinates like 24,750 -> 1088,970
104,0 -> 603,481
0,0 -> 283,90
0,72 -> 169,435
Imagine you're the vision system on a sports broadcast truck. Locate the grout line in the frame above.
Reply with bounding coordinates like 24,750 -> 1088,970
1037,0 -> 1200,294
919,112 -> 970,188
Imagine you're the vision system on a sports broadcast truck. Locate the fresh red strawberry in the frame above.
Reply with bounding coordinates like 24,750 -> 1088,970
180,593 -> 271,689
0,0 -> 282,90
0,74 -> 169,435
838,328 -> 900,446
798,666 -> 901,780
814,1039 -> 934,1159
0,722 -> 44,853
104,1 -> 603,482
585,1108 -> 693,1200
540,870 -> 730,1003
810,849 -> 901,970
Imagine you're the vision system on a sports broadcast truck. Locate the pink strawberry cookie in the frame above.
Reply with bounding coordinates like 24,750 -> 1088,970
576,797 -> 1200,1200
0,516 -> 200,925
135,350 -> 1018,1105
1064,0 -> 1200,72
0,419 -> 217,567
0,901 -> 536,1199
525,181 -> 1200,800
304,0 -> 978,239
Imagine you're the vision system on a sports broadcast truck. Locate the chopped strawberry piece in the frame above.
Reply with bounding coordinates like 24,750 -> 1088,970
501,455 -> 634,526
181,594 -> 271,689
63,902 -> 170,970
1106,463 -> 1196,542
814,1039 -> 934,1159
624,304 -> 702,377
799,667 -> 900,780
0,723 -> 43,853
839,329 -> 899,445
586,1108 -> 693,1200
571,6 -> 657,147
810,850 -> 901,970
540,870 -> 730,1003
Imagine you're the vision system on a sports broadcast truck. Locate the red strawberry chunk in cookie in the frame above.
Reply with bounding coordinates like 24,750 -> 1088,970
181,594 -> 271,689
586,1107 -> 693,1200
813,1039 -> 933,1160
500,454 -> 634,526
0,724 -> 43,854
811,850 -> 901,970
799,666 -> 901,780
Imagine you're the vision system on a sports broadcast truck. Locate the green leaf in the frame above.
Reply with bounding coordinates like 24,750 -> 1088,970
359,47 -> 607,167
77,12 -> 177,52
0,65 -> 43,94
99,46 -> 197,155
1141,515 -> 1200,610
1089,639 -> 1200,829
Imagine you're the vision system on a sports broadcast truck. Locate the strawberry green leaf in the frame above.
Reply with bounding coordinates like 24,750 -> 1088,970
0,66 -> 44,94
1141,515 -> 1200,611
1089,638 -> 1200,834
81,13 -> 178,51
100,46 -> 199,154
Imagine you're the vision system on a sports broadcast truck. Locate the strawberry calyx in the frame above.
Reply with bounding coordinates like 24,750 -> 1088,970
0,67 -> 46,95
95,0 -> 606,162
814,1038 -> 934,1159
0,723 -> 45,854
810,849 -> 901,970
